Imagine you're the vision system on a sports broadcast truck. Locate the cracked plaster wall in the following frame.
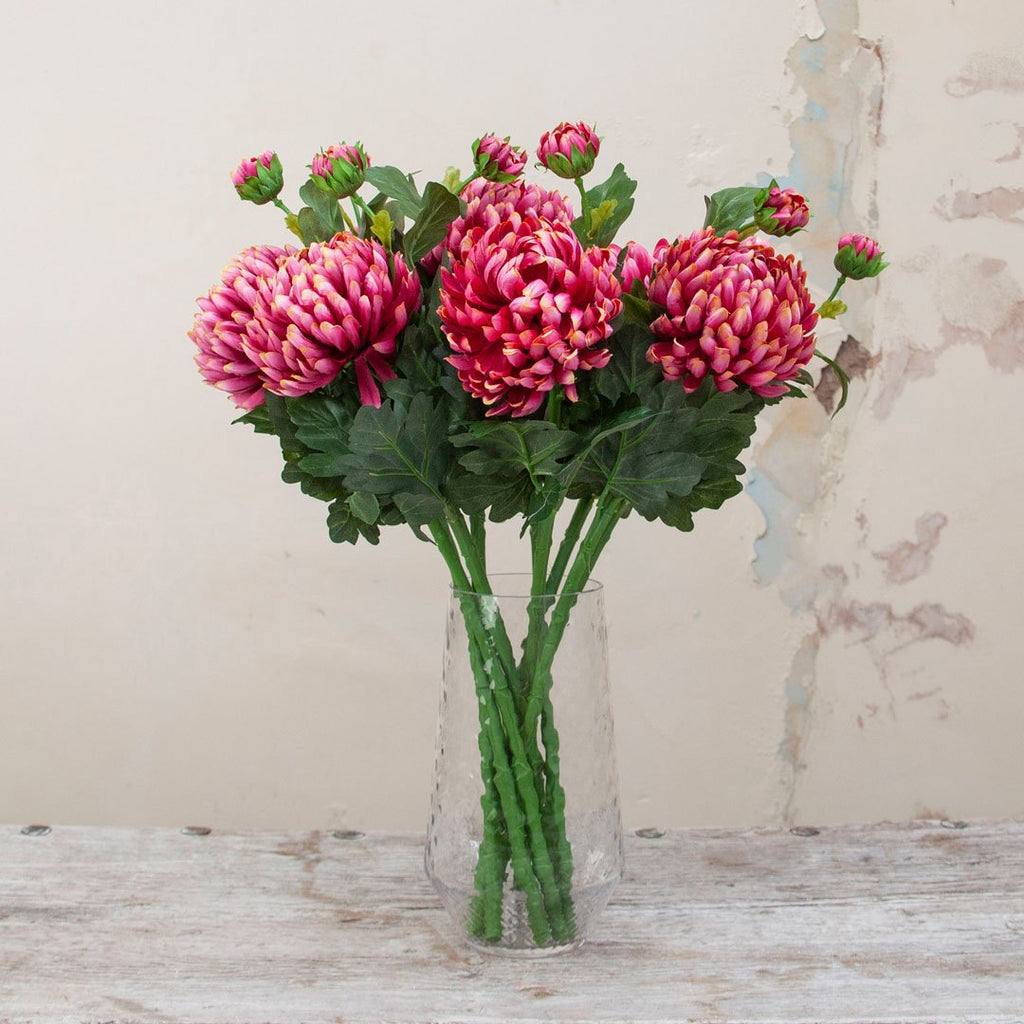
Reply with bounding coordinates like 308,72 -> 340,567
1,0 -> 1021,829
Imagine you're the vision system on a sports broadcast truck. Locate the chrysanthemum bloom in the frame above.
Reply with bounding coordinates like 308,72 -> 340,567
753,185 -> 810,236
189,244 -> 293,410
311,142 -> 371,200
420,177 -> 575,276
834,233 -> 888,279
618,240 -> 667,294
244,233 -> 421,406
646,228 -> 818,398
231,150 -> 284,205
439,213 -> 622,417
537,121 -> 600,179
472,133 -> 527,183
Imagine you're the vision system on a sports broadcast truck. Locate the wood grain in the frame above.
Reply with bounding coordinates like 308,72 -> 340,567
1,821 -> 1022,1023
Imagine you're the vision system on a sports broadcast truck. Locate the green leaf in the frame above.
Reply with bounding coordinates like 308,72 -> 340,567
327,499 -> 380,545
288,396 -> 352,455
363,166 -> 423,221
296,207 -> 328,244
403,182 -> 463,267
232,404 -> 274,435
299,180 -> 346,236
451,420 -> 577,484
348,491 -> 380,524
703,185 -> 762,234
595,322 -> 661,405
370,209 -> 394,249
573,162 -> 637,247
339,393 -> 450,527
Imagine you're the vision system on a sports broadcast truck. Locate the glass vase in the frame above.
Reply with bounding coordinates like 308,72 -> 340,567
425,574 -> 623,955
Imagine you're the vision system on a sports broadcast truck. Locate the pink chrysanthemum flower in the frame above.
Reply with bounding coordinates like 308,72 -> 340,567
189,244 -> 293,410
646,228 -> 818,398
421,177 -> 575,276
439,213 -> 622,418
244,233 -> 421,406
618,240 -> 668,294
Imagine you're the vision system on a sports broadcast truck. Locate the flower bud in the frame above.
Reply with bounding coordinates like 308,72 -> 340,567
472,133 -> 527,184
754,184 -> 810,236
834,233 -> 888,279
231,150 -> 284,205
310,142 -> 371,200
537,121 -> 600,179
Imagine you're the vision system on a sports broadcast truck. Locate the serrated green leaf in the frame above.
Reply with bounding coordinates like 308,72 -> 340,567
232,404 -> 274,434
596,322 -> 661,404
573,162 -> 637,247
370,209 -> 394,248
299,180 -> 346,236
363,166 -> 423,221
451,420 -> 577,483
348,491 -> 380,524
703,185 -> 762,234
327,500 -> 380,545
339,393 -> 450,527
296,206 -> 329,244
403,182 -> 463,267
288,396 -> 352,455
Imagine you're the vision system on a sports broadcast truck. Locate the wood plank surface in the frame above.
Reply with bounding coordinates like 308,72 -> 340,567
1,820 -> 1022,1023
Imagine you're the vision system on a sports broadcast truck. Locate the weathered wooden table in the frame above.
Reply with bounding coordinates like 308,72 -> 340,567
1,820 -> 1021,1023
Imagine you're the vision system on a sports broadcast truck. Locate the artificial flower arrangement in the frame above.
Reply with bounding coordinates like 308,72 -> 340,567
189,122 -> 887,951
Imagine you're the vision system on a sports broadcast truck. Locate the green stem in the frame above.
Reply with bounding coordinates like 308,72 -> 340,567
546,498 -> 594,595
428,520 -> 547,943
338,202 -> 359,234
350,193 -> 376,230
271,196 -> 295,217
825,274 -> 848,305
574,177 -> 591,241
469,511 -> 487,578
440,513 -> 571,941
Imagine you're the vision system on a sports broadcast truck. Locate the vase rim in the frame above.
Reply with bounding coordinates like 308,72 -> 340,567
450,572 -> 603,600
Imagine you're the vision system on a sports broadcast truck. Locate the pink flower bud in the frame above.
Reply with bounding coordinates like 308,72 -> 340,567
834,233 -> 888,279
472,133 -> 527,183
537,121 -> 600,179
310,142 -> 370,199
231,150 -> 284,205
754,185 -> 810,236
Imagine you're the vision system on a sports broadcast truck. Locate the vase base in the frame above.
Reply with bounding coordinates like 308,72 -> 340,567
464,935 -> 586,958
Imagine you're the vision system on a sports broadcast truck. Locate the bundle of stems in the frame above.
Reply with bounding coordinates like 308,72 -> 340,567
428,493 -> 626,944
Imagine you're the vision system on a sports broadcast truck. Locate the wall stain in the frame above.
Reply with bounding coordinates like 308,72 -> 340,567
873,255 -> 1024,418
935,186 -> 1024,223
815,335 -> 878,414
872,512 -> 948,584
946,51 -> 1024,96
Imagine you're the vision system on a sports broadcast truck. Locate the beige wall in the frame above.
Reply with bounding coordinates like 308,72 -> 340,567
3,0 -> 1022,830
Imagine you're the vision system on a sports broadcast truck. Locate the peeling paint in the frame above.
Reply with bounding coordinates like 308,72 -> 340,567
815,335 -> 877,414
778,634 -> 820,823
872,512 -> 949,585
935,186 -> 1024,223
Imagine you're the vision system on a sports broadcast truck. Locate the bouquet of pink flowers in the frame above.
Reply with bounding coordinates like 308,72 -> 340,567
190,122 -> 886,950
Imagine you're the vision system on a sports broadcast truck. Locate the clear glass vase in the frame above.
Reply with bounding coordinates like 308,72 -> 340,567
425,574 -> 623,955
